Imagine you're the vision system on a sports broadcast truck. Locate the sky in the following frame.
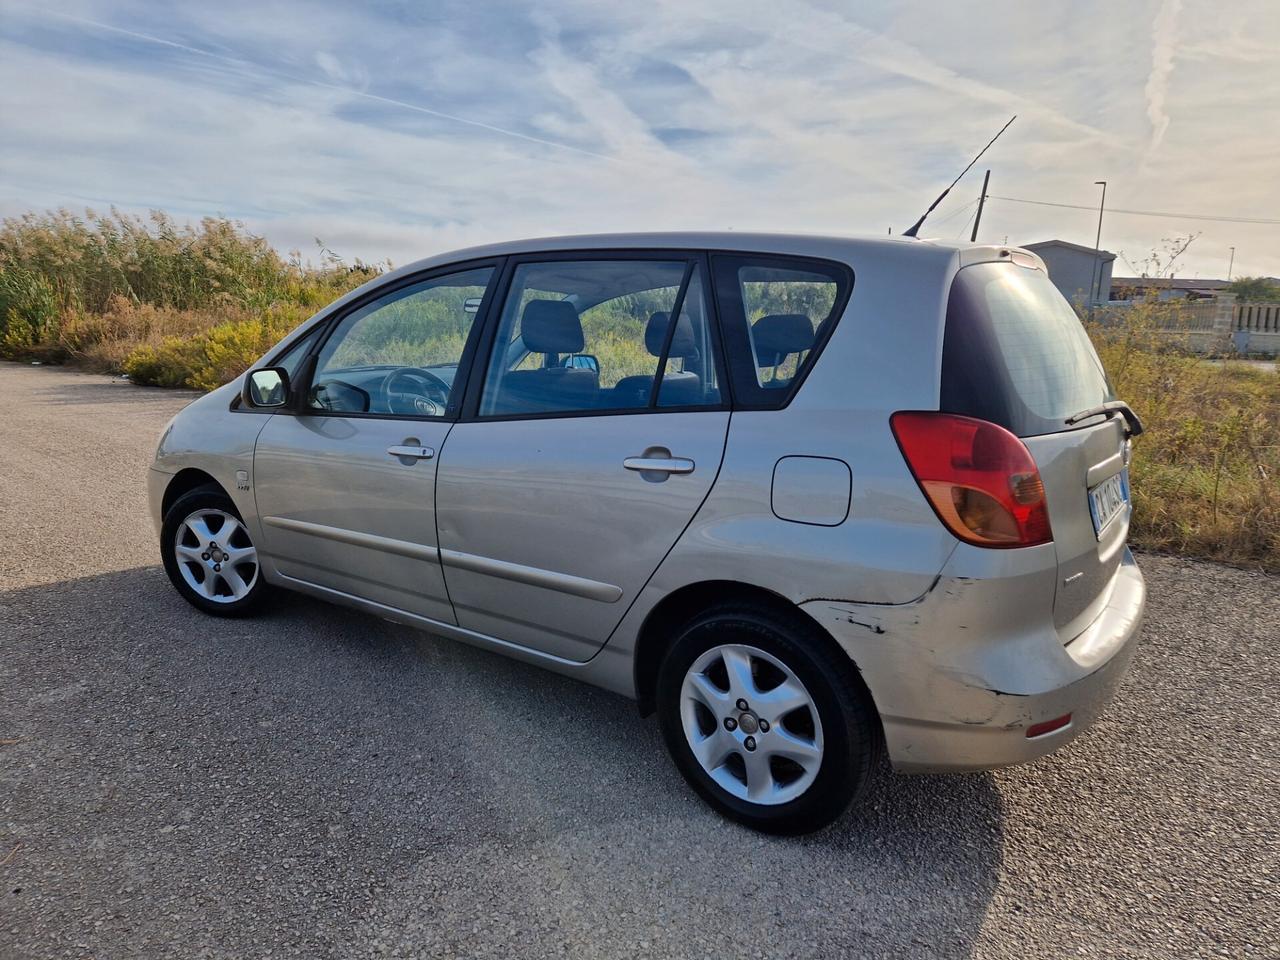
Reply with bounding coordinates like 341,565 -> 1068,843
2,0 -> 1278,279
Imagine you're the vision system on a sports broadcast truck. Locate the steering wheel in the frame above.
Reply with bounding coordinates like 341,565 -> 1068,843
379,367 -> 451,417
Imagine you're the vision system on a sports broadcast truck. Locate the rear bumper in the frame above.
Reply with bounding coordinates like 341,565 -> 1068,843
801,545 -> 1145,773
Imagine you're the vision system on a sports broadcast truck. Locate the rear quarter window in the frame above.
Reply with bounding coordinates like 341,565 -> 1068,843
941,261 -> 1112,437
710,254 -> 852,410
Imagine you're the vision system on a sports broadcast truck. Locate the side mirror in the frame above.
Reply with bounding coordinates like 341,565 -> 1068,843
564,353 -> 599,373
242,367 -> 290,408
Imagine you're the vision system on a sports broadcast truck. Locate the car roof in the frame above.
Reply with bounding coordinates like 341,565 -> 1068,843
390,231 -> 1010,277
288,232 -> 1037,356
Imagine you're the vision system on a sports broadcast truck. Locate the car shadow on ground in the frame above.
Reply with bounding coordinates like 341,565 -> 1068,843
3,566 -> 1004,958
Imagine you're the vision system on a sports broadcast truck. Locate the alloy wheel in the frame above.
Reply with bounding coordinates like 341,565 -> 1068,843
173,508 -> 259,604
679,643 -> 824,805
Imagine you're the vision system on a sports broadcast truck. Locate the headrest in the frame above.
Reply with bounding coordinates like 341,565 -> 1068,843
521,299 -> 584,354
752,313 -> 814,366
645,312 -> 698,359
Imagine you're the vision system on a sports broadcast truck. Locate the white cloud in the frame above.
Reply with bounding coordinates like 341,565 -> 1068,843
1,0 -> 1277,279
313,50 -> 366,89
1145,0 -> 1182,151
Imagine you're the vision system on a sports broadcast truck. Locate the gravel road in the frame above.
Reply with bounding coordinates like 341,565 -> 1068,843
2,362 -> 1276,959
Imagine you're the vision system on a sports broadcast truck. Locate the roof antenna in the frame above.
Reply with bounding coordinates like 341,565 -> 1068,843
902,115 -> 1016,238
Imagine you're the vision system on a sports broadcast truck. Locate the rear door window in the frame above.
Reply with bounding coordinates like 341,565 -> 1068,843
477,258 -> 723,417
711,255 -> 852,409
941,262 -> 1113,437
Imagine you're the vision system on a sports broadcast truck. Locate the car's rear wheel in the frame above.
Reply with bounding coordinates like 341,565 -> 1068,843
161,485 -> 268,617
656,602 -> 879,834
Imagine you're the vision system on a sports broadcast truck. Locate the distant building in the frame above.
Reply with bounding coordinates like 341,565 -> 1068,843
1020,240 -> 1115,305
1110,277 -> 1230,301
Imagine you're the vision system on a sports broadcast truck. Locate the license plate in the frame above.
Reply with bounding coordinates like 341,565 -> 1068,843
1088,470 -> 1129,539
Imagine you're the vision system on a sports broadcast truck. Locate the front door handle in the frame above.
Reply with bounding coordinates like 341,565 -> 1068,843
387,444 -> 435,461
623,456 -> 694,474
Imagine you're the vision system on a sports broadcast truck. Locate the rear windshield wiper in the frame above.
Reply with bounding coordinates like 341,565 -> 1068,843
1065,400 -> 1145,437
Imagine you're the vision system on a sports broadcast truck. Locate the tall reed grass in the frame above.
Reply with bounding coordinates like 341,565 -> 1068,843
0,208 -> 380,387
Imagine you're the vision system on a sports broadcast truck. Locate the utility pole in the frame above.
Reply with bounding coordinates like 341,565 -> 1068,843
1227,246 -> 1235,280
1089,180 -> 1107,318
969,169 -> 991,242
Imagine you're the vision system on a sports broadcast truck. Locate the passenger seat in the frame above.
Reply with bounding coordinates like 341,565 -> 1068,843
752,313 -> 814,384
613,311 -> 703,407
495,300 -> 599,413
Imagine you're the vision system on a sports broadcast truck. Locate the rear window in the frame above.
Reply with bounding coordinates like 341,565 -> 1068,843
941,262 -> 1112,437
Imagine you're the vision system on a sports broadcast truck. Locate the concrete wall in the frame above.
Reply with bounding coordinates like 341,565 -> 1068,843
1035,246 -> 1113,305
1231,300 -> 1280,357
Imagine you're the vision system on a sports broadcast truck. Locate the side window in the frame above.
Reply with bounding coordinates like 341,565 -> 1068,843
479,259 -> 721,416
711,255 -> 852,409
309,266 -> 493,417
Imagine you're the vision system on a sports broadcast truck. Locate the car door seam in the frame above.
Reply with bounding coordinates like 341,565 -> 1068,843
433,418 -> 460,617
583,409 -> 735,663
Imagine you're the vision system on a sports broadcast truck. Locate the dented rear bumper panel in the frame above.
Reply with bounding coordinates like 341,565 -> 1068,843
802,546 -> 1146,773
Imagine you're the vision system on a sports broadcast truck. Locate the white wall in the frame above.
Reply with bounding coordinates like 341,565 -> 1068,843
1032,246 -> 1113,306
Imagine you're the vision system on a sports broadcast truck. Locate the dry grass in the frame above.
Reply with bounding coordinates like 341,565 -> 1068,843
1088,302 -> 1279,571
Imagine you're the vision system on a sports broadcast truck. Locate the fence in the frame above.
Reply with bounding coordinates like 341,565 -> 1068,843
1235,302 -> 1280,336
1100,294 -> 1280,357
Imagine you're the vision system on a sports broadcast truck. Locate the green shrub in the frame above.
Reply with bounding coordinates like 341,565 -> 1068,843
187,311 -> 300,391
0,266 -> 59,355
121,338 -> 206,388
1226,276 -> 1280,301
119,309 -> 303,390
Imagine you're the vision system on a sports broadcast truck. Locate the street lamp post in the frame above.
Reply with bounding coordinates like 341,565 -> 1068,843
1227,246 -> 1235,281
1089,180 -> 1107,318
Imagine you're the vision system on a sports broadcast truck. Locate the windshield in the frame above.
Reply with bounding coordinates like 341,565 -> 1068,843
941,261 -> 1113,437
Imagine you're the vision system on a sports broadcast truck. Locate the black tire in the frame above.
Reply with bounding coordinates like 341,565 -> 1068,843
656,601 -> 881,834
160,484 -> 270,618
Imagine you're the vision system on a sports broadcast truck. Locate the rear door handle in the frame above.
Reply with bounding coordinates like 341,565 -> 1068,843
387,444 -> 435,461
623,456 -> 694,474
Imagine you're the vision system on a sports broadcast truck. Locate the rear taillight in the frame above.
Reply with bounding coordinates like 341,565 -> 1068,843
890,411 -> 1053,548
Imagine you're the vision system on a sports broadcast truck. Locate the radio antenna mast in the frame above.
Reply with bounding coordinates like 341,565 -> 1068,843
902,115 -> 1015,238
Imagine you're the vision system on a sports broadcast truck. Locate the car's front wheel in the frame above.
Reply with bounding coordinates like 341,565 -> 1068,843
161,485 -> 268,617
656,602 -> 880,834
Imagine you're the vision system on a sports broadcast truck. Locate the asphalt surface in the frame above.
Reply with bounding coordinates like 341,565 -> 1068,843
2,362 -> 1277,959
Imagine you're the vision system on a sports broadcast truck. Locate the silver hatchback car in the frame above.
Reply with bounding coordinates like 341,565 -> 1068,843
150,233 -> 1146,833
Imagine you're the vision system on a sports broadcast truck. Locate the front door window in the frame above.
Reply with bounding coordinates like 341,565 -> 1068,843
309,266 -> 493,417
